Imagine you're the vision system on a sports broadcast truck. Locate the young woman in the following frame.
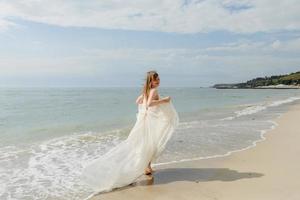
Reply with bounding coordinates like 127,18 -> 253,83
81,70 -> 179,197
135,70 -> 171,175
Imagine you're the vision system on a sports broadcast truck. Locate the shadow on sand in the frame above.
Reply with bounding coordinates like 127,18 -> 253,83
90,167 -> 264,198
136,167 -> 264,186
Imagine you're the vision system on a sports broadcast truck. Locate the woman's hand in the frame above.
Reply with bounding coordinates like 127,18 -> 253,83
162,96 -> 171,103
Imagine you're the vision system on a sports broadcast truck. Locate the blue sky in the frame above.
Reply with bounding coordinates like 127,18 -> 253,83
0,0 -> 300,87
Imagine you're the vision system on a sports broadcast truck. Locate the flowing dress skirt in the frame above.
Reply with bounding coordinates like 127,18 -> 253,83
80,101 -> 179,194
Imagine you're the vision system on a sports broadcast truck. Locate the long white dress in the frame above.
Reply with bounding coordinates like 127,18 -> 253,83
80,98 -> 179,195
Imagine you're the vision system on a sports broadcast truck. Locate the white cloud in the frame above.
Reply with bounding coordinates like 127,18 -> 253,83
0,57 -> 85,75
0,0 -> 299,33
271,40 -> 281,49
0,17 -> 16,31
202,38 -> 300,56
1,37 -> 299,81
277,38 -> 300,52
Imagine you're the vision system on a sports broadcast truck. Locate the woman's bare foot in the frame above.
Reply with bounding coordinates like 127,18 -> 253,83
144,167 -> 152,175
144,162 -> 154,175
145,168 -> 152,175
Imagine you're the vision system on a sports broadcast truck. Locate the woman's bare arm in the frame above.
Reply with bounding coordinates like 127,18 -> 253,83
146,89 -> 170,108
135,94 -> 143,104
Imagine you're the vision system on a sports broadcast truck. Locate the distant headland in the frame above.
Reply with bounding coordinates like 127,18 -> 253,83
212,71 -> 300,89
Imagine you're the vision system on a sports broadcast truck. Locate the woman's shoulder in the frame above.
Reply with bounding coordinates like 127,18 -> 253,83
150,87 -> 158,93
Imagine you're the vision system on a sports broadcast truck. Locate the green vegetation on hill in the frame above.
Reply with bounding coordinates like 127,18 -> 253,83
213,71 -> 300,89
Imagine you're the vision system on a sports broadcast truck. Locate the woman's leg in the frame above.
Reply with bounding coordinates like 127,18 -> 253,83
145,162 -> 153,175
148,162 -> 152,171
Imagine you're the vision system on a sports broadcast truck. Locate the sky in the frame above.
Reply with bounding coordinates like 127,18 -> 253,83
0,0 -> 300,87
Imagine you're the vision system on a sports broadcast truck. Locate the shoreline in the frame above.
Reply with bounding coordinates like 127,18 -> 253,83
152,119 -> 278,168
89,100 -> 300,200
150,96 -> 300,168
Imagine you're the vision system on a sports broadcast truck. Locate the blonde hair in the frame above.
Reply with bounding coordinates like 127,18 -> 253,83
142,70 -> 159,101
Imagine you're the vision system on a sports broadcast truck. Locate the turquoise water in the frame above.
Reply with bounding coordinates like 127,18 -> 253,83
1,87 -> 300,199
1,87 -> 300,145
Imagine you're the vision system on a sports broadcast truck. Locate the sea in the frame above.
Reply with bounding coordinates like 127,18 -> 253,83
1,87 -> 300,199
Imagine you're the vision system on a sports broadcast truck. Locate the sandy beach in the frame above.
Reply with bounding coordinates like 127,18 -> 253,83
90,101 -> 300,200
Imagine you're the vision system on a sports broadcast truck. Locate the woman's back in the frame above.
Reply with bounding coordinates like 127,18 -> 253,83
141,89 -> 160,104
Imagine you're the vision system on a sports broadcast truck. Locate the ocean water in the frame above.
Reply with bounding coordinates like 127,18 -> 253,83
1,87 -> 300,199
